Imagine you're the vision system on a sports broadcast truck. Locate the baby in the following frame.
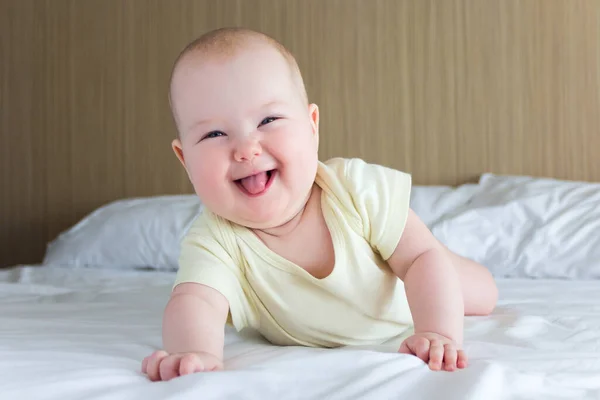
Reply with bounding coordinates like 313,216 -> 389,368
142,27 -> 498,381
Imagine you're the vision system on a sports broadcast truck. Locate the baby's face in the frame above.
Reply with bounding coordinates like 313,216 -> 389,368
170,43 -> 319,229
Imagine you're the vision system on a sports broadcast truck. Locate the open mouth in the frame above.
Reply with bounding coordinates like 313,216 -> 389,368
235,169 -> 277,197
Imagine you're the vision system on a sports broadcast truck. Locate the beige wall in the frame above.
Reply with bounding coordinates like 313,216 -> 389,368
2,0 -> 599,267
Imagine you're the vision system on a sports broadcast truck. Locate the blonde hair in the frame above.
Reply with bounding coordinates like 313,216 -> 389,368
169,27 -> 308,108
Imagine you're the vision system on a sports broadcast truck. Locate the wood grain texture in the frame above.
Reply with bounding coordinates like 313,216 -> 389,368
1,0 -> 599,267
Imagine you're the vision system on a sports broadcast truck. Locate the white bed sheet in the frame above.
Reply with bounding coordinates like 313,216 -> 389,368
1,265 -> 599,400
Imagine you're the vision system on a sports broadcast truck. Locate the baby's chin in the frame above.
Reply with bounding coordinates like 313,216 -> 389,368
201,183 -> 314,231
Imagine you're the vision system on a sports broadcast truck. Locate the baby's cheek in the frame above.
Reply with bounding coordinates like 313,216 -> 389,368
186,158 -> 224,198
193,168 -> 221,194
275,129 -> 316,162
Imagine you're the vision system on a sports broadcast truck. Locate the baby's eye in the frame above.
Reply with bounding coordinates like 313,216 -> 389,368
259,116 -> 278,126
202,131 -> 225,140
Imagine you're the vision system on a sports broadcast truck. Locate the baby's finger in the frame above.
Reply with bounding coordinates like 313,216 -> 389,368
398,340 -> 412,355
180,353 -> 204,376
457,349 -> 468,369
443,344 -> 458,371
141,356 -> 149,373
428,340 -> 444,371
146,351 -> 168,381
413,338 -> 431,363
159,355 -> 182,381
399,337 -> 430,363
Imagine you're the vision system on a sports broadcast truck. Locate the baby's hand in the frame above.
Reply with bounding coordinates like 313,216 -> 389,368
141,350 -> 223,381
398,332 -> 467,371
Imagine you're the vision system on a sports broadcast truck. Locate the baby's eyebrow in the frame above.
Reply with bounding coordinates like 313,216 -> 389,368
186,118 -> 213,132
261,100 -> 286,110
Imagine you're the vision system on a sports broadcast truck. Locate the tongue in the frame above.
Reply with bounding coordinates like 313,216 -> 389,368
240,172 -> 268,194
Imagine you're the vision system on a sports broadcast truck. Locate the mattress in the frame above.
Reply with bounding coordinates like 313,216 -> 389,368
1,265 -> 599,400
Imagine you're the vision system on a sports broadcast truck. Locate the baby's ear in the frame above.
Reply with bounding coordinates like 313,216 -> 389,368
172,138 -> 186,167
308,103 -> 319,141
172,139 -> 194,182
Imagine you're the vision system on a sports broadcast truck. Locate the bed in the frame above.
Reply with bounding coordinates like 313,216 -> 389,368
2,173 -> 600,400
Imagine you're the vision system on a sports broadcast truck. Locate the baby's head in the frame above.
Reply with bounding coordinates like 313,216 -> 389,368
169,28 -> 320,230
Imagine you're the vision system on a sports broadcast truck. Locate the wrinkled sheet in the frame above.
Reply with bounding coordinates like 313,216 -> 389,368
1,265 -> 599,400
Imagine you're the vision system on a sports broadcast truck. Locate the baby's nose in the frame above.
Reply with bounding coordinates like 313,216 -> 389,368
233,138 -> 262,162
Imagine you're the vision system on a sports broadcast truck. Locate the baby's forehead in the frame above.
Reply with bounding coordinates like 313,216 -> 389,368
172,54 -> 300,113
175,46 -> 301,93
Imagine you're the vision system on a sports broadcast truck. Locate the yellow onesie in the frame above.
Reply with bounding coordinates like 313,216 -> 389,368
174,157 -> 414,348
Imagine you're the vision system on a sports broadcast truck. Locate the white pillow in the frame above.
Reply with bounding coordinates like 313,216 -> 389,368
43,195 -> 202,271
409,183 -> 480,227
431,174 -> 600,279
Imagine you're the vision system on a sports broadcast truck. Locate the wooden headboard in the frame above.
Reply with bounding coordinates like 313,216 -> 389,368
2,0 -> 599,267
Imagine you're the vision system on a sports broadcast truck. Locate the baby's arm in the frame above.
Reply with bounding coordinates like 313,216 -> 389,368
388,208 -> 497,371
142,283 -> 229,381
443,247 -> 498,317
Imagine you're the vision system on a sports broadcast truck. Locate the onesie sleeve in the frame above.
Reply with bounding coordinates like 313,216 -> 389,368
173,214 -> 255,331
339,158 -> 412,260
